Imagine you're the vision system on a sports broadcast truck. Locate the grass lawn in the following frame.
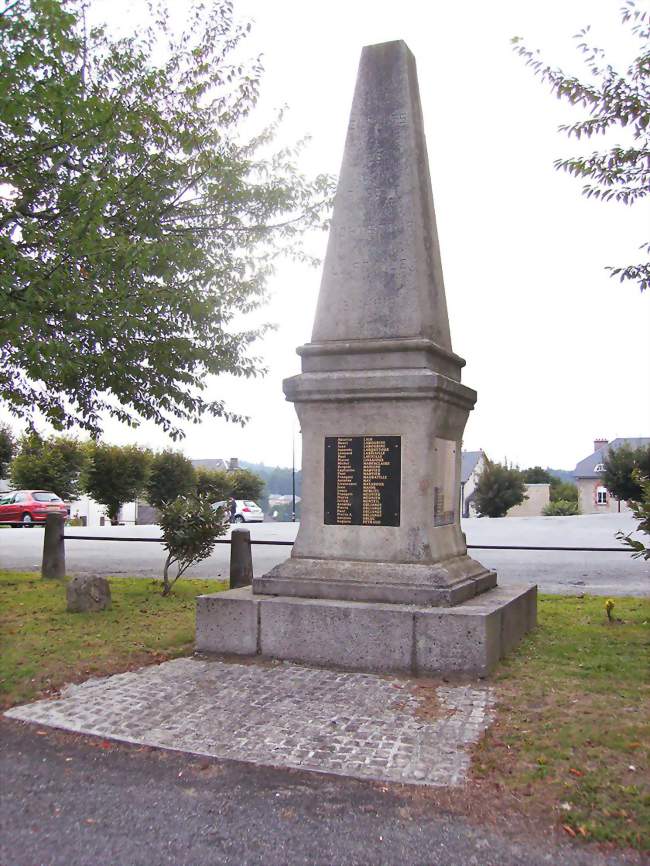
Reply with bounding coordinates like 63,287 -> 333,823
1,572 -> 648,851
475,594 -> 650,852
0,570 -> 226,709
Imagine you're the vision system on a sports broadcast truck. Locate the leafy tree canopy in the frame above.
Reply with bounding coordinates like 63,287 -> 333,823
228,467 -> 264,501
0,423 -> 15,479
195,466 -> 230,503
603,443 -> 650,501
474,459 -> 527,518
145,449 -> 196,509
521,466 -> 553,484
0,0 -> 334,438
514,3 -> 650,291
10,431 -> 86,499
83,442 -> 151,521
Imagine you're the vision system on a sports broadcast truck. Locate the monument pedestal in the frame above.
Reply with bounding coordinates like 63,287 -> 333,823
196,584 -> 537,676
194,40 -> 536,676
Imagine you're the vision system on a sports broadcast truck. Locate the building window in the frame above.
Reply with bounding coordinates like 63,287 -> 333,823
596,486 -> 608,505
594,463 -> 606,473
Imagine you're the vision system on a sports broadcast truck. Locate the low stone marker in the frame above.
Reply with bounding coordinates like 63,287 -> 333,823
230,528 -> 253,589
42,513 -> 65,579
66,575 -> 112,613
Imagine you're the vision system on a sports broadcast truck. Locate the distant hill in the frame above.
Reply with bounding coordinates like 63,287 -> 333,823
546,468 -> 574,483
240,461 -> 302,497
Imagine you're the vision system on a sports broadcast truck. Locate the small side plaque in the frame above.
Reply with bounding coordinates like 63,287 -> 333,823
324,436 -> 401,526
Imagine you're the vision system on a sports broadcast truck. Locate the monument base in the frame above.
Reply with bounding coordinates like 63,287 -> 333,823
195,584 -> 537,677
253,555 -> 497,606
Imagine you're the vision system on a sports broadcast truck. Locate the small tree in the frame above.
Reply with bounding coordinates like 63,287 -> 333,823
83,443 -> 151,523
228,468 -> 265,501
159,494 -> 227,595
616,472 -> 650,560
10,431 -> 86,499
0,424 -> 16,480
145,450 -> 196,510
0,0 -> 334,437
474,459 -> 527,518
195,466 -> 231,503
604,444 -> 650,503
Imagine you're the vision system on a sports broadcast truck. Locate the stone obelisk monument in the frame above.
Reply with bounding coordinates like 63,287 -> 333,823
196,40 -> 536,674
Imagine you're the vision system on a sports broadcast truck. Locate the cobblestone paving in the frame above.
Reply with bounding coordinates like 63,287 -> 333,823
5,657 -> 493,787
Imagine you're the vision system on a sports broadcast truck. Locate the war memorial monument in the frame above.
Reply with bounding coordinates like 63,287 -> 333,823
196,40 -> 537,675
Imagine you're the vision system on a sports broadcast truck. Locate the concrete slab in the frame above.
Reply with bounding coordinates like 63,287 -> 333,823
259,594 -> 414,671
196,588 -> 259,655
196,584 -> 537,676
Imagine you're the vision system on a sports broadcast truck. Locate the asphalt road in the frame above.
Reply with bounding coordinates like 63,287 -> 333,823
1,514 -> 648,596
0,720 -> 641,866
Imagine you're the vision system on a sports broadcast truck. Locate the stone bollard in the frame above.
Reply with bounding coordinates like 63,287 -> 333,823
230,528 -> 253,589
66,574 -> 112,612
42,513 -> 66,579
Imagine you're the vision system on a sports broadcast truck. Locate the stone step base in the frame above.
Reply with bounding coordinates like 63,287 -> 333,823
195,584 -> 537,677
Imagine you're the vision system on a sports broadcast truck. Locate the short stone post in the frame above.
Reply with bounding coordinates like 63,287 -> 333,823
230,528 -> 253,589
42,513 -> 66,579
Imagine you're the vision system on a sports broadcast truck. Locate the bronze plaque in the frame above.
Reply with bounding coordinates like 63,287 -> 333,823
324,436 -> 401,526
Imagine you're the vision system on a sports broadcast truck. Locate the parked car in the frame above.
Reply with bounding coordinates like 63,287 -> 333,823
0,490 -> 68,526
212,499 -> 264,524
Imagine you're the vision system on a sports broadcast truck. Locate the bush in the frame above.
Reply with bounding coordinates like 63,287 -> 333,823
543,499 -> 580,517
159,494 -> 227,596
550,481 -> 578,503
475,459 -> 527,518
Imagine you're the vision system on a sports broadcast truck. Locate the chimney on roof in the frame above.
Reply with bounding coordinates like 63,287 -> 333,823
594,438 -> 609,453
228,457 -> 239,470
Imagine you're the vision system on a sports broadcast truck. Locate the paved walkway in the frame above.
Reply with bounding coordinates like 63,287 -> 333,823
6,656 -> 493,787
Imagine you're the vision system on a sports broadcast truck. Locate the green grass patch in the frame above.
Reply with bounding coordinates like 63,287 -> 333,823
2,573 -> 648,851
475,594 -> 650,852
0,570 -> 226,709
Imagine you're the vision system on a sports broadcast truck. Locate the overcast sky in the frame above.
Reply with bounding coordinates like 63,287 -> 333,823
7,0 -> 650,470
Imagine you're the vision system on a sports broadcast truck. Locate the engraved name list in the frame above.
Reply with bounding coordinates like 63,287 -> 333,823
324,436 -> 401,526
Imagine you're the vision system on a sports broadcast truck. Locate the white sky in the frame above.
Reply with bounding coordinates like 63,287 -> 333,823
6,0 -> 650,470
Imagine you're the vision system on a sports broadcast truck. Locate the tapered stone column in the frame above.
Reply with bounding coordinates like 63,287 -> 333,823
254,40 -> 493,606
196,40 -> 536,675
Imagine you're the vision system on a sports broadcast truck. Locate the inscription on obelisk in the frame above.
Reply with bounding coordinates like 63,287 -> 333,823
324,436 -> 400,526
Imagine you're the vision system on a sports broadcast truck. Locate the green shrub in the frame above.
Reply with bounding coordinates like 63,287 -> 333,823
615,472 -> 650,560
159,494 -> 227,596
550,481 -> 578,503
543,499 -> 580,516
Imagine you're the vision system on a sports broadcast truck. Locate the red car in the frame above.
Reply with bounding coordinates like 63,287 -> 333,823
0,490 -> 68,526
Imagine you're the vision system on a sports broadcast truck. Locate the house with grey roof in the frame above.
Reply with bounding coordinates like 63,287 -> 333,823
573,437 -> 650,514
460,450 -> 485,518
191,458 -> 239,472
